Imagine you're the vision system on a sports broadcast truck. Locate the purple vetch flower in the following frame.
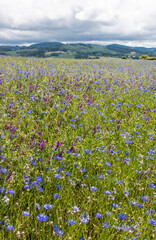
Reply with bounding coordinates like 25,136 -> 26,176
37,214 -> 49,222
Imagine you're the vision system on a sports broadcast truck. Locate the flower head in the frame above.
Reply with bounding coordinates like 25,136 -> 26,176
23,211 -> 30,217
37,214 -> 49,222
6,225 -> 14,231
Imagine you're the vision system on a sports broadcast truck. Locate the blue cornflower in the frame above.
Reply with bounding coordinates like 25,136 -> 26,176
141,195 -> 150,202
54,225 -> 64,237
125,139 -> 133,143
137,203 -> 143,208
147,209 -> 155,215
35,176 -> 42,183
6,225 -> 14,231
54,156 -> 62,161
76,136 -> 81,140
56,184 -> 62,190
106,212 -> 112,216
106,162 -> 111,167
43,204 -> 53,210
6,189 -> 15,196
130,200 -> 136,206
68,219 -> 76,225
116,180 -> 122,184
80,213 -> 90,224
0,187 -> 4,193
35,203 -> 41,210
72,206 -> 80,213
54,174 -> 61,178
1,167 -> 7,174
79,237 -> 85,240
118,213 -> 126,220
53,194 -> 59,199
37,214 -> 49,222
98,174 -> 104,180
23,211 -> 30,217
149,183 -> 155,189
84,149 -> 92,154
54,225 -> 59,231
102,221 -> 110,228
74,164 -> 79,168
37,186 -> 44,192
90,186 -> 97,191
56,230 -> 64,237
148,218 -> 156,225
80,168 -> 86,172
27,110 -> 33,114
65,172 -> 70,176
112,203 -> 119,208
95,213 -> 102,219
124,190 -> 129,196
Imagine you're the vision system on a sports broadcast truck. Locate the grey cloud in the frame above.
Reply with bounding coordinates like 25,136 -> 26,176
0,14 -> 156,46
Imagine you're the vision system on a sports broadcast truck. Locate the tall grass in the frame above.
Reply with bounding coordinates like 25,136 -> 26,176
0,56 -> 155,239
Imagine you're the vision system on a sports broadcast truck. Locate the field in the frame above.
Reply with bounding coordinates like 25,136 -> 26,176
0,56 -> 155,239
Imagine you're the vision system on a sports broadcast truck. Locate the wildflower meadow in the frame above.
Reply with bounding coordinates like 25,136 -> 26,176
0,56 -> 155,239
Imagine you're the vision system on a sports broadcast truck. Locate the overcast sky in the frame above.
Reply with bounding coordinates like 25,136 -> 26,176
0,0 -> 156,47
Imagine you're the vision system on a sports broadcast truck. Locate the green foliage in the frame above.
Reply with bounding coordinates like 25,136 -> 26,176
0,56 -> 155,239
140,55 -> 149,59
2,42 -> 156,59
121,56 -> 127,59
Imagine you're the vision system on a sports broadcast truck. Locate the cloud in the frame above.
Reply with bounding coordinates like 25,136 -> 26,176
0,0 -> 156,46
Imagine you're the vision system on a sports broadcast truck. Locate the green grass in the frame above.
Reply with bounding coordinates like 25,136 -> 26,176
0,56 -> 155,239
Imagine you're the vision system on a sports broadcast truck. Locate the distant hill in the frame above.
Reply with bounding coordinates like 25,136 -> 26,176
1,42 -> 156,59
27,42 -> 63,49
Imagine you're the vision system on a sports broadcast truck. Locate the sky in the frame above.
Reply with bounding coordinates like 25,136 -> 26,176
0,0 -> 156,47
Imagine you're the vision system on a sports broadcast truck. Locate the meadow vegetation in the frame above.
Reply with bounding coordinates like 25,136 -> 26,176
0,56 -> 155,239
